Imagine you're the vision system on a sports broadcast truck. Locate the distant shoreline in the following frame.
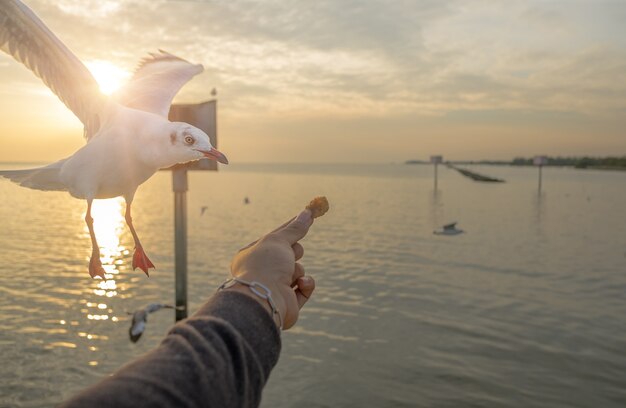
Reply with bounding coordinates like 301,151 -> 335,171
406,156 -> 626,172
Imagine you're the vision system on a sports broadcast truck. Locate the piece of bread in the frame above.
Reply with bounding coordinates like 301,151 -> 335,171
306,196 -> 329,218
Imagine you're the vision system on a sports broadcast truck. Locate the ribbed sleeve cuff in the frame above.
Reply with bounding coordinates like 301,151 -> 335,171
191,290 -> 282,376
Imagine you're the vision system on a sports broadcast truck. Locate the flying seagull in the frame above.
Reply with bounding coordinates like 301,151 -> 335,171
0,0 -> 228,279
128,303 -> 177,343
433,222 -> 464,236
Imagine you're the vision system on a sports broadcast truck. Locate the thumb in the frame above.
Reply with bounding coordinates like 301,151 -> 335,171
274,209 -> 313,244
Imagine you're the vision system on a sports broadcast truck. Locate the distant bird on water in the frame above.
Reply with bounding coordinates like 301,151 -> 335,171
433,222 -> 465,236
0,0 -> 228,279
128,303 -> 176,343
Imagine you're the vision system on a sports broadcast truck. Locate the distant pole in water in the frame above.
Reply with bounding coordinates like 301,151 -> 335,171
534,155 -> 548,193
430,155 -> 443,190
168,99 -> 220,321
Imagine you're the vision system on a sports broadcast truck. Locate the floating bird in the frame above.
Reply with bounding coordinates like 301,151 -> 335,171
128,303 -> 177,343
0,0 -> 228,279
433,222 -> 465,236
200,206 -> 208,216
244,196 -> 250,204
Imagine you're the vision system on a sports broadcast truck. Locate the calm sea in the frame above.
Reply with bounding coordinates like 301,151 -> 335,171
0,163 -> 625,407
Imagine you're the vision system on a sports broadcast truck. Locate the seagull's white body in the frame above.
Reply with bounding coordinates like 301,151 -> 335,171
0,0 -> 228,278
60,108 -> 173,201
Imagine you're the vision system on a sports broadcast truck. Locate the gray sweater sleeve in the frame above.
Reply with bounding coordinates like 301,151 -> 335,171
60,291 -> 281,408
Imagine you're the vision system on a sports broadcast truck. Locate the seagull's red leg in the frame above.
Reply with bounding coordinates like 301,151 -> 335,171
125,202 -> 154,276
86,200 -> 106,279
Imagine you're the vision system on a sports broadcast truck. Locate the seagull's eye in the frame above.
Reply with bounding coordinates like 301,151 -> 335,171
184,136 -> 195,145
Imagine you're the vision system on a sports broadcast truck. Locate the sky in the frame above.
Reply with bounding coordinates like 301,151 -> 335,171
0,0 -> 625,163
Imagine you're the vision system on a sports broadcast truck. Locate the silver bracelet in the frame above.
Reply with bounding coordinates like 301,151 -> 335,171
218,277 -> 283,330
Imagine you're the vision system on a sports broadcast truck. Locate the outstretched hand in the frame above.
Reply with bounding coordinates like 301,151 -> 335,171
227,209 -> 316,330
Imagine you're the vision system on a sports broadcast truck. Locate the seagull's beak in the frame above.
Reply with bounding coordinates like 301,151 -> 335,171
198,148 -> 229,164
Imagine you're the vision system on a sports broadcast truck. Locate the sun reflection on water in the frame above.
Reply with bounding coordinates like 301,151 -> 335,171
89,198 -> 127,280
81,198 -> 127,346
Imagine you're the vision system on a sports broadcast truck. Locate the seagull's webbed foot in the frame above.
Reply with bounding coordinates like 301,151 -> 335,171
89,256 -> 106,280
132,246 -> 155,276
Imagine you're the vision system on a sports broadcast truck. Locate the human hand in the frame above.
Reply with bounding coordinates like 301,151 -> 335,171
227,209 -> 316,330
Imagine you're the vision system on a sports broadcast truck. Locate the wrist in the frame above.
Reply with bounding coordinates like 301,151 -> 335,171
219,278 -> 285,329
225,283 -> 272,313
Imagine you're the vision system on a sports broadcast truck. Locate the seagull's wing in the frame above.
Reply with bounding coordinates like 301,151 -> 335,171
144,303 -> 164,314
144,303 -> 175,314
115,50 -> 203,118
0,0 -> 106,139
443,222 -> 457,230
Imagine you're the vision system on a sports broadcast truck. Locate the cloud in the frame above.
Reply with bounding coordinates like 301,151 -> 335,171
2,0 -> 625,162
13,0 -> 622,121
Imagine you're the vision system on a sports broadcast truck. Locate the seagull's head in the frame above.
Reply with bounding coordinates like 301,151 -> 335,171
168,123 -> 228,165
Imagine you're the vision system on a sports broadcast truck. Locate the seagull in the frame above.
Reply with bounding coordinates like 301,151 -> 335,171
433,222 -> 465,236
200,205 -> 208,216
128,303 -> 177,343
0,0 -> 228,279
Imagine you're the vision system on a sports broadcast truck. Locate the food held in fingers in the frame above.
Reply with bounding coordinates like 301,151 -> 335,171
306,196 -> 329,218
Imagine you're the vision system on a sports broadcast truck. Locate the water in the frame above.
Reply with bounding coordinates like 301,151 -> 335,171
0,163 -> 625,407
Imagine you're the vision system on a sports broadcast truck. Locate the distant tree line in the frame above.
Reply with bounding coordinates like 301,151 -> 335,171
510,156 -> 626,169
407,156 -> 626,170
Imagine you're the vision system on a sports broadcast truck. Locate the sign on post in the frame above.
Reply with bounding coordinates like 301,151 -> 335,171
167,99 -> 220,321
430,155 -> 443,164
533,156 -> 548,166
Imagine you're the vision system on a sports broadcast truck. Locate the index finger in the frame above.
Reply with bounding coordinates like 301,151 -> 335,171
238,215 -> 297,252
273,209 -> 313,244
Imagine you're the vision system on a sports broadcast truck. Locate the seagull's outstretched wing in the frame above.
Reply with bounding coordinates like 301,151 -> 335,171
443,222 -> 457,230
145,303 -> 174,314
0,0 -> 106,138
115,50 -> 203,118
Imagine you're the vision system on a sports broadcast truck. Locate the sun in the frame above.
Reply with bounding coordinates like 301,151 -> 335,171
85,60 -> 130,95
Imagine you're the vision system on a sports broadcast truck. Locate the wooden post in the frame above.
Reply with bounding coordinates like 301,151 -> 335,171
430,155 -> 443,190
172,168 -> 188,321
168,100 -> 219,322
534,156 -> 547,194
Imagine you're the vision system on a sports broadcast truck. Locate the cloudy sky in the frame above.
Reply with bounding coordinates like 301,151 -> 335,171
1,0 -> 625,163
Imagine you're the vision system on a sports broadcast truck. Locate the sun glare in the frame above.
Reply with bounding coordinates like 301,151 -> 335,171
89,197 -> 126,279
85,60 -> 130,95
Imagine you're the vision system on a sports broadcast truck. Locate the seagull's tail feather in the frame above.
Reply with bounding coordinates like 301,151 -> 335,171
0,160 -> 68,192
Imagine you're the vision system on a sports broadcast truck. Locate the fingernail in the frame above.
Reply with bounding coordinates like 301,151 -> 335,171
295,209 -> 312,224
300,276 -> 312,285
